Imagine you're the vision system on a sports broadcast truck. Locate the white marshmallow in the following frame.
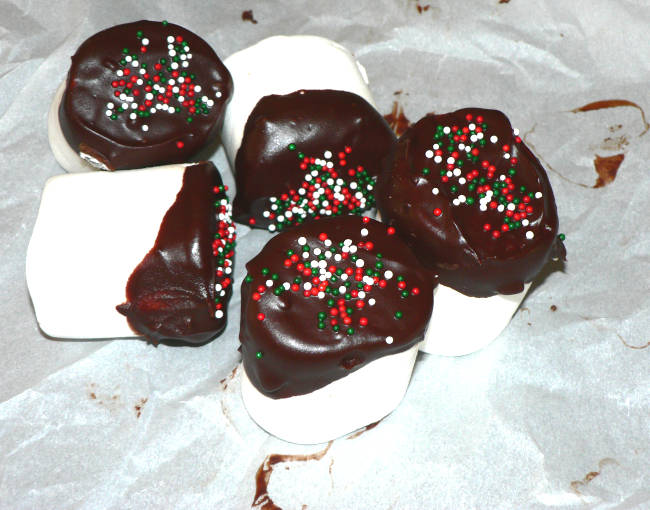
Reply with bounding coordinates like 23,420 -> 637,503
221,35 -> 375,168
420,282 -> 531,356
26,164 -> 191,338
240,343 -> 419,444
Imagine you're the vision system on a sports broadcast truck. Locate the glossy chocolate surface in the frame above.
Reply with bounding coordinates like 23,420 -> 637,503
60,20 -> 232,170
240,216 -> 434,399
116,162 -> 236,345
234,89 -> 396,230
377,108 -> 565,297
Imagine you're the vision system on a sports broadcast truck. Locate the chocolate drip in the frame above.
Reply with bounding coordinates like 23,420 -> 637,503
240,216 -> 434,399
377,108 -> 562,297
117,162 -> 234,345
60,20 -> 232,170
233,89 -> 396,228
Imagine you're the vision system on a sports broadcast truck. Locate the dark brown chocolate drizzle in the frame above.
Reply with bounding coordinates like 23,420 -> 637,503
240,216 -> 434,399
234,89 -> 396,228
377,108 -> 565,298
59,20 -> 232,170
117,162 -> 234,345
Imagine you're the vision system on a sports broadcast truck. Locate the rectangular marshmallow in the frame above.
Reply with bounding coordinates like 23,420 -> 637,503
26,164 -> 189,339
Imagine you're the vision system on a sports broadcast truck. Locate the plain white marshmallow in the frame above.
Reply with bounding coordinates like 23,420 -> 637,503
240,343 -> 419,444
26,164 -> 191,338
221,35 -> 375,168
420,282 -> 531,356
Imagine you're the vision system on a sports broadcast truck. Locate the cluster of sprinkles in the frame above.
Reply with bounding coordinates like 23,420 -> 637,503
423,113 -> 542,240
212,183 -> 237,319
248,145 -> 375,232
248,218 -> 420,360
104,21 -> 221,139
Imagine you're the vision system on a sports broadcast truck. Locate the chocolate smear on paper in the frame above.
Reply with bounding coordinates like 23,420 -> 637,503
253,442 -> 332,509
242,10 -> 258,24
571,99 -> 649,136
384,101 -> 411,137
593,154 -> 624,188
346,419 -> 381,439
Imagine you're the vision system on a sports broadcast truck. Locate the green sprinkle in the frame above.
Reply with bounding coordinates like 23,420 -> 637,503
245,275 -> 253,283
559,233 -> 566,241
261,268 -> 269,276
288,143 -> 296,151
347,328 -> 355,335
255,351 -> 263,360
395,311 -> 403,319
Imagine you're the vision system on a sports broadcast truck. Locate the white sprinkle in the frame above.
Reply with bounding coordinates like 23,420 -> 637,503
283,282 -> 290,290
194,85 -> 202,93
447,157 -> 455,165
447,171 -> 453,178
130,103 -> 137,109
269,225 -> 276,232
443,126 -> 451,134
107,103 -> 114,109
535,192 -> 543,199
142,38 -> 149,45
490,135 -> 498,143
216,91 -> 222,98
182,61 -> 189,68
504,153 -> 511,160
313,248 -> 321,255
266,280 -> 273,287
105,110 -> 112,117
384,270 -> 394,280
167,36 -> 174,43
340,273 -> 348,281
459,177 -> 466,185
500,174 -> 506,181
522,219 -> 530,226
452,198 -> 460,206
334,254 -> 342,262
385,336 -> 394,344
458,195 -> 466,203
497,204 -> 505,212
453,168 -> 461,177
324,239 -> 332,247
125,56 -> 132,62
339,285 -> 347,294
304,282 -> 312,291
356,259 -> 365,268
318,292 -> 325,299
216,310 -> 224,319
361,228 -> 369,237
513,128 -> 520,136
469,123 -> 476,130
368,298 -> 376,306
324,150 -> 332,159
432,187 -> 439,195
129,112 -> 136,120
142,125 -> 149,132
318,260 -> 327,269
526,231 -> 535,239
507,203 -> 516,211
480,204 -> 487,211
298,237 -> 306,245
425,150 -> 434,159
470,135 -> 478,142
349,245 -> 358,254
169,49 -> 176,57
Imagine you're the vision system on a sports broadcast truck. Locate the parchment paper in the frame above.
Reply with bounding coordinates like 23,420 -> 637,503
1,0 -> 649,508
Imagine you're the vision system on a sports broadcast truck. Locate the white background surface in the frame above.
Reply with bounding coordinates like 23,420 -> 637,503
1,0 -> 649,508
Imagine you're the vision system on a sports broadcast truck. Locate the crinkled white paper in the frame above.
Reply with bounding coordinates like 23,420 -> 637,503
1,0 -> 649,508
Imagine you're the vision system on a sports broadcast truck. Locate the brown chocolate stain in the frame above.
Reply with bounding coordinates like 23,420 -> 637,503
384,101 -> 411,137
570,458 -> 618,497
617,333 -> 650,350
571,100 -> 649,136
242,10 -> 258,24
593,154 -> 624,188
499,0 -> 511,3
416,3 -> 431,13
345,419 -> 381,439
134,397 -> 148,418
220,365 -> 239,390
89,392 -> 96,400
550,305 -> 557,312
253,441 -> 332,509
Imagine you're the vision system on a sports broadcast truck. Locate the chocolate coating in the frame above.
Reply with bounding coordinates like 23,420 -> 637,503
60,20 -> 232,170
116,162 -> 236,345
377,108 -> 565,297
234,89 -> 396,230
240,216 -> 434,399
